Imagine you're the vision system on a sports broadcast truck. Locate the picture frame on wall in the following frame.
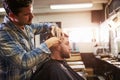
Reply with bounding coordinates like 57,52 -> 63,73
40,22 -> 61,43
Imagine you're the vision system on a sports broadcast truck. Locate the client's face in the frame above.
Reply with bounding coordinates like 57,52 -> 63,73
60,37 -> 71,58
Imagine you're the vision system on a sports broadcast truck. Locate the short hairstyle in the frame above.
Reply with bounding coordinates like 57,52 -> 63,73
49,33 -> 69,51
2,0 -> 33,15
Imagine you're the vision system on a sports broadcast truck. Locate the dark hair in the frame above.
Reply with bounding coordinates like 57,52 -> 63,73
2,0 -> 33,15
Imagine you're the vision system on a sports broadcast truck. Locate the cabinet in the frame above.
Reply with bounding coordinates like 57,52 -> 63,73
95,58 -> 120,80
80,53 -> 120,80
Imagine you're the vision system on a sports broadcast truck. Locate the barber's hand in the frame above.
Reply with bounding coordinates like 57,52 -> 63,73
51,26 -> 63,38
45,37 -> 61,48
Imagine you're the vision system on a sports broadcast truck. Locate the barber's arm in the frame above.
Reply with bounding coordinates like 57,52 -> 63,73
30,22 -> 63,38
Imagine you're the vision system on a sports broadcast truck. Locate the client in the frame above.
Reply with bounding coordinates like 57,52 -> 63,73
31,33 -> 85,80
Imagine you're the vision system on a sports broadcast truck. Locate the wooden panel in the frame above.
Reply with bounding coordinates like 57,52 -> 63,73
91,10 -> 105,23
80,53 -> 97,68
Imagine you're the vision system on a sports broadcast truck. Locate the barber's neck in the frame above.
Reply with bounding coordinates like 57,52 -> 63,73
9,16 -> 25,30
13,22 -> 25,30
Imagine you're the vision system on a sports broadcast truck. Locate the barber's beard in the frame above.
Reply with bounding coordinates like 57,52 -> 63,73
26,21 -> 32,25
28,18 -> 32,24
26,23 -> 32,25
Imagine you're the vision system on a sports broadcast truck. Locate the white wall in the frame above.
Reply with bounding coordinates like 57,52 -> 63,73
33,11 -> 99,53
33,11 -> 98,28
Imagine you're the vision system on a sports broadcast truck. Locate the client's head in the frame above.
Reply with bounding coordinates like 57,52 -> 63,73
50,33 -> 71,60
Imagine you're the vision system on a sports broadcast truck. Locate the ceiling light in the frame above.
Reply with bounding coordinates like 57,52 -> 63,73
0,8 -> 5,12
50,3 -> 93,9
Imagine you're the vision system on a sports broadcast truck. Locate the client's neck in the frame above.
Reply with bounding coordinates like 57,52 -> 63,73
51,51 -> 64,60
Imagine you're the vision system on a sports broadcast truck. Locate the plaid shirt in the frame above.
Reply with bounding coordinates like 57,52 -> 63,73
0,16 -> 52,80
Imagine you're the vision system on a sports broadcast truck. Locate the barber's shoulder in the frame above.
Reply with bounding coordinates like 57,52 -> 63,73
0,23 -> 10,30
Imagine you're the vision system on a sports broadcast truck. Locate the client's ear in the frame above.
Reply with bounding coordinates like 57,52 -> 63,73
50,43 -> 59,50
9,12 -> 15,21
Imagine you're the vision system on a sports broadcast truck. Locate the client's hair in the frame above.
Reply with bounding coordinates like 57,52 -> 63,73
49,33 -> 68,52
